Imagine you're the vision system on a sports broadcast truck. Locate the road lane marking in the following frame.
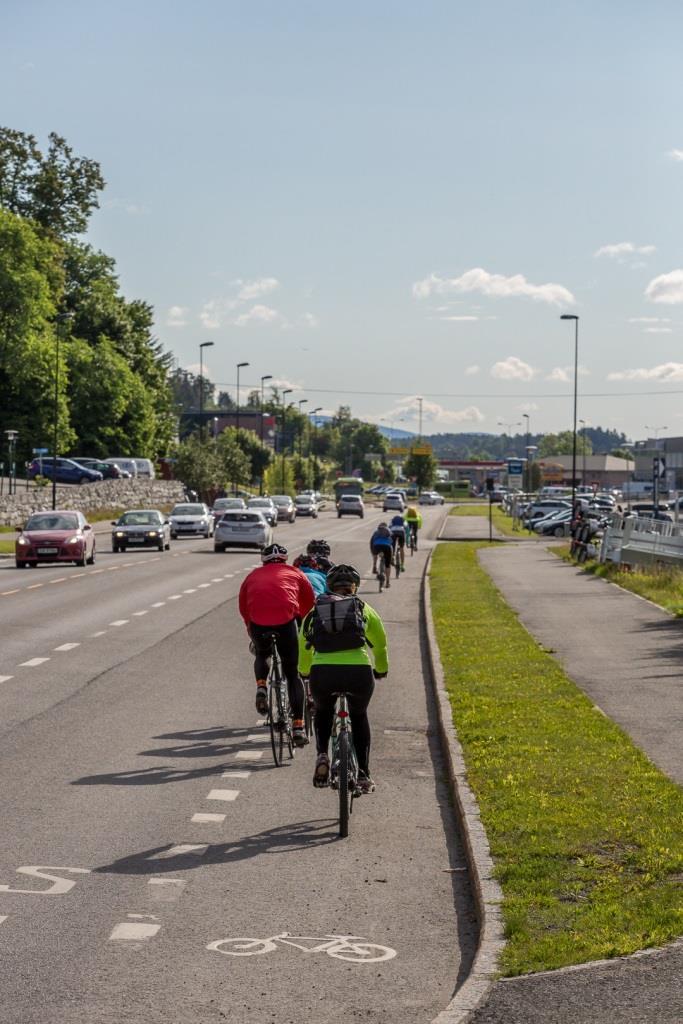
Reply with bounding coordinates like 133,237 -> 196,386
198,583 -> 211,588
206,789 -> 239,802
0,916 -> 7,925
222,771 -> 251,779
109,921 -> 161,941
89,569 -> 105,575
151,844 -> 208,859
133,611 -> 148,616
183,588 -> 197,594
20,657 -> 50,667
27,584 -> 43,589
54,643 -> 80,652
151,601 -> 166,607
107,566 -> 120,571
70,573 -> 85,579
168,594 -> 183,600
235,750 -> 263,761
192,813 -> 226,823
0,676 -> 14,684
224,574 -> 234,579
49,578 -> 66,584
109,620 -> 129,626
211,578 -> 223,582
246,734 -> 265,742
89,630 -> 107,637
1,590 -> 19,596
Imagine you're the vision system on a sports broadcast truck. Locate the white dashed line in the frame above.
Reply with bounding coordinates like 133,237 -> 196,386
89,630 -> 107,638
206,789 -> 239,802
71,573 -> 85,579
211,578 -> 223,583
151,844 -> 208,859
1,589 -> 19,595
222,770 -> 251,779
0,676 -> 14,684
151,601 -> 166,608
50,577 -> 67,584
89,569 -> 105,575
0,915 -> 7,925
246,734 -> 264,742
109,921 -> 161,941
109,620 -> 129,627
133,610 -> 148,617
235,750 -> 264,761
107,566 -> 120,571
54,643 -> 80,652
168,595 -> 183,601
20,657 -> 50,667
192,813 -> 226,823
183,588 -> 196,594
198,583 -> 211,589
27,584 -> 43,590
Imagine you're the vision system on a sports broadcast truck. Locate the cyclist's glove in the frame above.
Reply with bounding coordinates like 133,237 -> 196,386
373,670 -> 388,680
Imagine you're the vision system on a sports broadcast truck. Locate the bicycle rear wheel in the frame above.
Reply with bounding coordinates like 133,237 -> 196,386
268,678 -> 284,766
338,730 -> 350,838
303,678 -> 314,740
281,681 -> 294,760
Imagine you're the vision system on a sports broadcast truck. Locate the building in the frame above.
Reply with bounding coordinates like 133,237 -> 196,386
633,436 -> 683,492
536,454 -> 634,490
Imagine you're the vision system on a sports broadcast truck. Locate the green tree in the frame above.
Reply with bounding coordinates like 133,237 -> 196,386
403,449 -> 438,489
537,431 -> 589,457
174,436 -> 223,500
215,431 -> 251,490
264,457 -> 296,495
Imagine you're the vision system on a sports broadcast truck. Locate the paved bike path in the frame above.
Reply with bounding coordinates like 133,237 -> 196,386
463,541 -> 683,1023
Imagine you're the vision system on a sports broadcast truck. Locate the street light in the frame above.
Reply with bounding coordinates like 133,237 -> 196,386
4,430 -> 18,496
281,389 -> 292,491
236,361 -> 249,433
522,414 -> 531,491
51,312 -> 72,510
497,419 -> 521,436
579,419 -> 587,487
298,399 -> 308,457
645,424 -> 668,444
560,313 -> 579,508
199,341 -> 214,442
525,445 -> 538,494
260,375 -> 273,445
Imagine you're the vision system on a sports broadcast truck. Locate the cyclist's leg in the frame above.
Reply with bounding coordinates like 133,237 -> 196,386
248,623 -> 272,681
397,533 -> 405,567
344,665 -> 375,776
309,666 -> 337,768
274,620 -> 304,721
383,546 -> 392,585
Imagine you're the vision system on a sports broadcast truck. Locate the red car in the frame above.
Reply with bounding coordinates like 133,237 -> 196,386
15,510 -> 96,568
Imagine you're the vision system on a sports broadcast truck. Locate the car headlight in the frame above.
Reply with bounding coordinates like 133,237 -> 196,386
148,531 -> 158,537
67,536 -> 81,545
17,536 -> 29,546
115,531 -> 125,538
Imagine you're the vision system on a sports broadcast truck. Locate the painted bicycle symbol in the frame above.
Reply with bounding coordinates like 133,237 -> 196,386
207,932 -> 397,963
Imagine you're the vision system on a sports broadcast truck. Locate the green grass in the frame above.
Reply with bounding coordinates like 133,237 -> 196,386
449,503 -> 541,539
430,542 -> 683,976
553,545 -> 683,618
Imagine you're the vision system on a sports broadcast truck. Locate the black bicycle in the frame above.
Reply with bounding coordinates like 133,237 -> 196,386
376,549 -> 390,593
391,535 -> 403,578
303,675 -> 315,742
329,692 -> 360,838
265,635 -> 294,766
408,525 -> 417,555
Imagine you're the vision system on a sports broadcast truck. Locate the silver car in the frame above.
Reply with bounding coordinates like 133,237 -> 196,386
211,497 -> 247,523
214,510 -> 273,551
247,497 -> 278,527
295,494 -> 318,518
112,509 -> 171,552
169,502 -> 214,539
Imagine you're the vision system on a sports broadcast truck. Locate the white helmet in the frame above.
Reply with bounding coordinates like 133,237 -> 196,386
261,543 -> 288,563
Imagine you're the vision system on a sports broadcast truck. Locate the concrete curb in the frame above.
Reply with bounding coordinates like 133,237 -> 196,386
423,542 -> 506,1024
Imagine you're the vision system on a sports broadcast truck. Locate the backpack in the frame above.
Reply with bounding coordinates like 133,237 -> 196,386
304,593 -> 368,653
375,524 -> 391,540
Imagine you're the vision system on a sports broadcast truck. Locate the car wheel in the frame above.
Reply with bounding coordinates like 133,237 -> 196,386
87,546 -> 96,565
76,552 -> 87,567
16,560 -> 26,569
337,512 -> 342,518
78,476 -> 90,485
170,533 -> 177,540
553,525 -> 565,538
214,544 -> 224,553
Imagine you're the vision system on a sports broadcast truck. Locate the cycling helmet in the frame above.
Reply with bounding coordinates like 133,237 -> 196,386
293,553 -> 318,570
261,543 -> 288,563
315,555 -> 334,572
326,563 -> 361,589
407,507 -> 417,517
306,539 -> 331,557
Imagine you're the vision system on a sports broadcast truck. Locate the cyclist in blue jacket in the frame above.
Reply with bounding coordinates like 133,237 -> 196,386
369,522 -> 393,586
293,554 -> 327,597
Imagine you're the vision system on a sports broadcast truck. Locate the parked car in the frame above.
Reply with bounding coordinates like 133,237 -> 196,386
15,510 -> 96,568
270,495 -> 296,523
27,457 -> 103,485
211,497 -> 247,522
419,490 -> 445,505
294,494 -> 319,518
168,502 -> 214,539
382,492 -> 406,512
132,458 -> 155,479
72,457 -> 129,480
337,494 -> 365,518
111,509 -> 171,552
533,509 -> 573,537
103,457 -> 139,478
214,510 -> 272,551
246,497 -> 278,527
522,499 -> 572,524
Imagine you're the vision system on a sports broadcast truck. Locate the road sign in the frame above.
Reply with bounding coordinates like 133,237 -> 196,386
32,448 -> 49,455
507,459 -> 524,475
411,447 -> 432,456
389,447 -> 409,456
365,452 -> 383,460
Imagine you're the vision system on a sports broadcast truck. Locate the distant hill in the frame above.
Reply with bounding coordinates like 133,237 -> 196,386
424,428 -> 628,460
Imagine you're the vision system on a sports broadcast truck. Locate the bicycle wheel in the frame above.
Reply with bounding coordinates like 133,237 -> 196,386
303,679 -> 314,740
281,681 -> 294,760
377,558 -> 385,593
268,677 -> 284,766
338,730 -> 350,838
395,552 -> 401,578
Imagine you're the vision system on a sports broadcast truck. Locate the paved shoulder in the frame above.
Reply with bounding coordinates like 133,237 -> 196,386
478,543 -> 683,786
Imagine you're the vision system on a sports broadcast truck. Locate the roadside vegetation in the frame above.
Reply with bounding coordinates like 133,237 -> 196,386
449,503 -> 541,539
430,542 -> 683,976
554,544 -> 683,617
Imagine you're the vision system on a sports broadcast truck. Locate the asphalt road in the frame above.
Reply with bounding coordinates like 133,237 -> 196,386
0,505 -> 475,1024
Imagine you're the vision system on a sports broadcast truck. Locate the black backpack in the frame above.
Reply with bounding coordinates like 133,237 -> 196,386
304,593 -> 368,654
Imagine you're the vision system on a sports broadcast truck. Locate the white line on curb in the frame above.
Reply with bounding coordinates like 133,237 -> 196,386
109,921 -> 161,941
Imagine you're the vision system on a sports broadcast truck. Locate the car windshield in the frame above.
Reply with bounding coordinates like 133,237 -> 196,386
118,512 -> 161,526
223,512 -> 263,523
271,496 -> 290,504
26,514 -> 79,531
295,496 -> 311,503
172,505 -> 204,515
248,499 -> 271,506
213,499 -> 243,509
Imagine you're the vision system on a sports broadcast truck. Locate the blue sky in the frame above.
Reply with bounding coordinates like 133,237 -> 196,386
5,1 -> 683,440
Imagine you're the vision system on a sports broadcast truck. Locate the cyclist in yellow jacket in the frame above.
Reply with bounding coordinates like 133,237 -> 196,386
298,564 -> 388,794
404,506 -> 423,549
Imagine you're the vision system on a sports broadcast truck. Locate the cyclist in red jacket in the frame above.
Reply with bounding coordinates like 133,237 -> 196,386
238,543 -> 315,746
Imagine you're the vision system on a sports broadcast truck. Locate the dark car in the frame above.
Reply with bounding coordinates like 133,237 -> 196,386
72,458 -> 129,480
111,509 -> 171,552
15,510 -> 96,567
27,457 -> 103,485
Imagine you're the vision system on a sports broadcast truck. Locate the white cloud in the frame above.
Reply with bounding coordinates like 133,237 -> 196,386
644,327 -> 673,334
413,267 -> 575,306
300,312 -> 319,328
545,364 -> 590,382
607,362 -> 683,382
199,300 -> 225,330
645,270 -> 683,305
166,305 -> 189,327
594,242 -> 655,258
490,356 -> 536,381
517,402 -> 540,412
668,149 -> 683,161
439,315 -> 479,321
383,396 -> 485,428
628,317 -> 671,323
233,277 -> 280,301
234,304 -> 286,327
465,365 -> 480,376
268,377 -> 303,392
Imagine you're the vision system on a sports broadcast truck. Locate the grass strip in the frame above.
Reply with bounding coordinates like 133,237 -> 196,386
552,545 -> 683,618
450,503 -> 540,539
430,541 -> 683,976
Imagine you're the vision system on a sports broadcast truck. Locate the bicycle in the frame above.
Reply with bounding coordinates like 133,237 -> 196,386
302,675 -> 314,741
391,535 -> 404,578
330,692 -> 360,838
408,525 -> 417,556
265,634 -> 294,766
375,549 -> 389,593
207,931 -> 396,963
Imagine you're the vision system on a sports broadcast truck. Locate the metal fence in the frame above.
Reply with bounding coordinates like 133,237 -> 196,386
600,513 -> 683,568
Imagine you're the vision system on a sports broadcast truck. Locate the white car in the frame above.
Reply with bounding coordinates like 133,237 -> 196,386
419,491 -> 444,505
247,497 -> 278,527
214,510 -> 273,551
337,494 -> 365,518
169,502 -> 214,539
382,492 -> 406,512
295,494 -> 319,518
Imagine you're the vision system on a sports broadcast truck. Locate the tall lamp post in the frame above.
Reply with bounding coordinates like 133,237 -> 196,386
522,413 -> 530,491
236,361 -> 249,433
281,389 -> 292,491
51,312 -> 71,510
645,425 -> 668,512
525,445 -> 538,494
259,374 -> 273,494
297,399 -> 308,457
309,407 -> 322,488
5,430 -> 18,496
199,341 -> 214,442
579,419 -> 587,487
560,313 -> 580,509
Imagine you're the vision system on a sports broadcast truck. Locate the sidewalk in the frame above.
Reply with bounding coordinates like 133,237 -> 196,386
460,541 -> 683,1023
